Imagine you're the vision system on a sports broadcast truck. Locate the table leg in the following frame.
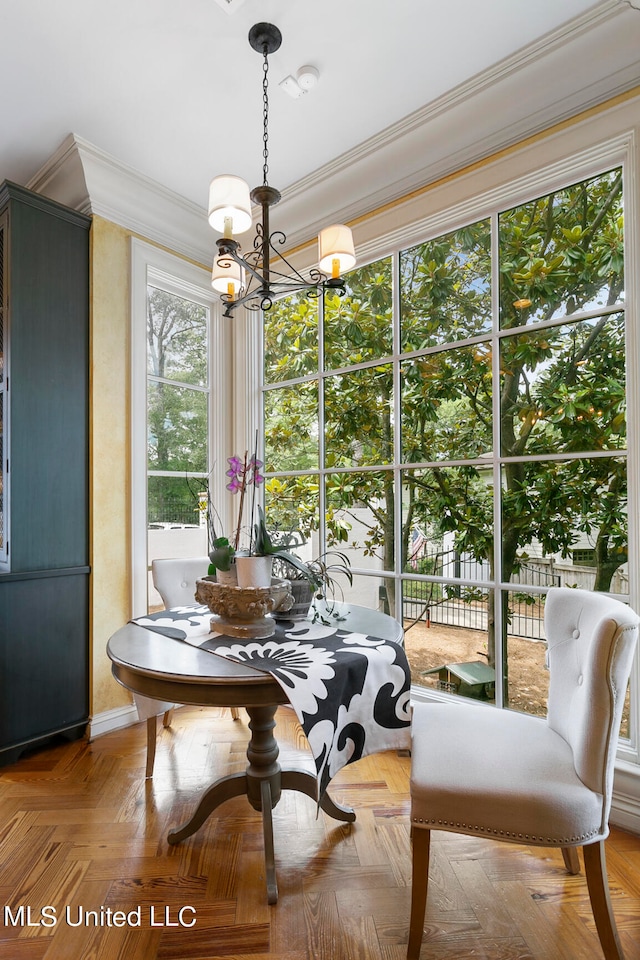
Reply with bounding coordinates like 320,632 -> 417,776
244,704 -> 282,812
167,703 -> 356,903
280,769 -> 356,822
167,772 -> 248,844
260,780 -> 278,904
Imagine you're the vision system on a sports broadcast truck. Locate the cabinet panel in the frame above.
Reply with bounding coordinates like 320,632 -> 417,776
0,572 -> 89,760
0,213 -> 6,569
0,183 -> 90,763
5,191 -> 90,572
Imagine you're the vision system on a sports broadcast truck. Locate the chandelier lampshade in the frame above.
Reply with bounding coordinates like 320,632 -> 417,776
318,224 -> 356,278
208,175 -> 253,235
211,254 -> 245,297
207,22 -> 356,317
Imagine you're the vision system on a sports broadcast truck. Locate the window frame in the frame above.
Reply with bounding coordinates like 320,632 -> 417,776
130,239 -> 230,616
258,130 -> 639,764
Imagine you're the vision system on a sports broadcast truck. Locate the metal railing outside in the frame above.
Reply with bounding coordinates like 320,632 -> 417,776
402,549 -> 561,640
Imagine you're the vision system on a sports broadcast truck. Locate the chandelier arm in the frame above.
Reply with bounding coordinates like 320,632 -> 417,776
220,275 -> 347,317
216,239 -> 266,287
237,253 -> 269,287
264,241 -> 330,286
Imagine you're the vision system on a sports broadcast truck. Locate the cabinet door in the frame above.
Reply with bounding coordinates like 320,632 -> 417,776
7,196 -> 89,572
0,573 -> 89,755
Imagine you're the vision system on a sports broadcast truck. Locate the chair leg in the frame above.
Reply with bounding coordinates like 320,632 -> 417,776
583,840 -> 624,960
407,827 -> 431,959
162,707 -> 174,728
145,716 -> 158,779
561,845 -> 581,874
230,707 -> 240,721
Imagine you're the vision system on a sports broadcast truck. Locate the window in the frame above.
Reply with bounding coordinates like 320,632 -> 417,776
146,283 -> 209,604
262,163 -> 631,735
131,241 -> 229,615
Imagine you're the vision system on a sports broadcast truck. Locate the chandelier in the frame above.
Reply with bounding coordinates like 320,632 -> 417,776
208,22 -> 356,318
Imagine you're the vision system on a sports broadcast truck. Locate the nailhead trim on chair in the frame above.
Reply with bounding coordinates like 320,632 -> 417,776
410,816 -> 601,845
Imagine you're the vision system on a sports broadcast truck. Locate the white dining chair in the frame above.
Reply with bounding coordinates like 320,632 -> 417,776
407,587 -> 639,960
135,557 -> 240,778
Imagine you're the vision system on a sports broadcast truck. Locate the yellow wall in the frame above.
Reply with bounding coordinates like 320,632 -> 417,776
89,218 -> 210,720
90,216 -> 132,716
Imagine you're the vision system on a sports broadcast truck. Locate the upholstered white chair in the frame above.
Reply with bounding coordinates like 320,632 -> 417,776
135,557 -> 239,778
408,588 -> 639,960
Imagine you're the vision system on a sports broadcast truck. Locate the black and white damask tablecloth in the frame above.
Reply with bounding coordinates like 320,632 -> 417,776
132,605 -> 412,797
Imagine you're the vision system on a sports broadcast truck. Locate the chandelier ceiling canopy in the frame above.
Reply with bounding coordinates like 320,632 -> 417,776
208,22 -> 356,318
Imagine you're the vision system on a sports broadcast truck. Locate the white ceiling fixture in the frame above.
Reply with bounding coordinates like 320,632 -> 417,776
208,23 -> 355,317
280,65 -> 320,99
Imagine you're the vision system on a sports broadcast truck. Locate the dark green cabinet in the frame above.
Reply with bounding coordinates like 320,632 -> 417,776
0,182 -> 90,765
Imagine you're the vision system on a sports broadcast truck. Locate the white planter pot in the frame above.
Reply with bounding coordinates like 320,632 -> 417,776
215,565 -> 238,586
236,555 -> 273,588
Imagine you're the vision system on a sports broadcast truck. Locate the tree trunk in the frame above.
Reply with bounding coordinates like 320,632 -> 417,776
593,530 -> 627,592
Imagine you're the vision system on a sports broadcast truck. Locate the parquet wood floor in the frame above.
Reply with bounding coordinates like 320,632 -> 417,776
0,705 -> 639,960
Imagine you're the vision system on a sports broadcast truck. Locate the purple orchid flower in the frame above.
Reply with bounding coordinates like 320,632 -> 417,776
226,455 -> 244,479
226,474 -> 243,493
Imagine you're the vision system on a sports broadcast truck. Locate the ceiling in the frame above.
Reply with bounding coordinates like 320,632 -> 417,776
1,0 -> 639,253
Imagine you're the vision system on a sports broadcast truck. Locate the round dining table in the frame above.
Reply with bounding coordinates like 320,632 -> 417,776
107,601 -> 404,903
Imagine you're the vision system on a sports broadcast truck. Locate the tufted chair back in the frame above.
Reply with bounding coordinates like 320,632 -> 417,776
151,556 -> 210,608
545,587 -> 639,829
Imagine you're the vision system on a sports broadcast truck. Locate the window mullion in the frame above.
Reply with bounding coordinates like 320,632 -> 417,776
491,210 -> 504,709
393,251 -> 403,612
318,295 -> 327,558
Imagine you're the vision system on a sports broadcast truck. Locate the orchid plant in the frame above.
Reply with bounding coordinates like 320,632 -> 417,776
198,439 -> 324,590
208,450 -> 264,572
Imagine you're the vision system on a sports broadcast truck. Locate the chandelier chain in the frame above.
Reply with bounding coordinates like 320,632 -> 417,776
262,45 -> 270,187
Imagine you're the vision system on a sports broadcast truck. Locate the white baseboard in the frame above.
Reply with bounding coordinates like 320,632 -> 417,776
611,762 -> 640,835
88,704 -> 139,740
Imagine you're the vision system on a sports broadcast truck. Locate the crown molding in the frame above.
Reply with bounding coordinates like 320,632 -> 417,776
276,0 -> 640,250
351,129 -> 636,270
27,134 -> 214,267
25,1 -> 640,270
286,0 -> 628,201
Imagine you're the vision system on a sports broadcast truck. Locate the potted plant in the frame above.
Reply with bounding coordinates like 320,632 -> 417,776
272,546 -> 353,622
196,448 -> 265,585
190,426 -> 354,603
196,447 -> 325,591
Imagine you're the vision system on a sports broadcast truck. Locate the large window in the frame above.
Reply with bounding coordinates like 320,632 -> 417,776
146,283 -> 210,605
131,241 -> 229,614
262,164 -> 631,731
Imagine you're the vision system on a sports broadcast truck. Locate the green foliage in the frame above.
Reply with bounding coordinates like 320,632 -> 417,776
209,536 -> 234,572
146,286 -> 210,524
262,168 -> 628,651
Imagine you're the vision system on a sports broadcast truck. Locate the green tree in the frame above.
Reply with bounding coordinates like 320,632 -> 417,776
263,169 -> 627,688
147,286 -> 209,522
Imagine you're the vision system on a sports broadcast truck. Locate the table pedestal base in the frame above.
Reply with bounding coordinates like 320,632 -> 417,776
166,703 -> 355,904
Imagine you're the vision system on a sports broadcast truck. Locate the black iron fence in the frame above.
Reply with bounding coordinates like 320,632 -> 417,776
402,552 -> 560,640
148,499 -> 200,526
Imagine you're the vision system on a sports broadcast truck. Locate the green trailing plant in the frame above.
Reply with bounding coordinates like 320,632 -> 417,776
253,506 -> 323,589
272,542 -> 353,623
